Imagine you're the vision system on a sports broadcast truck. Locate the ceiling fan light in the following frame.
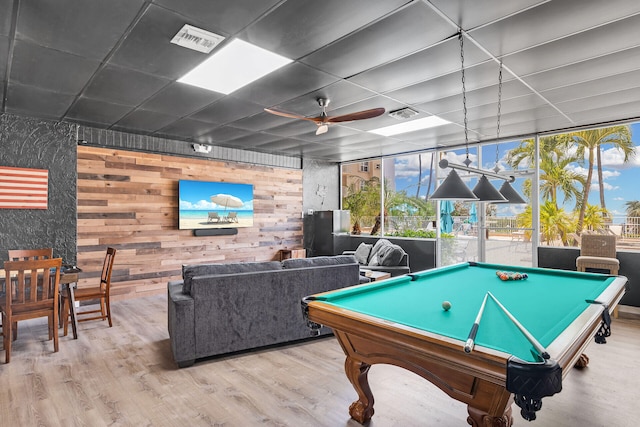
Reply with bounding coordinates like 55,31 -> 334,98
494,181 -> 527,204
429,169 -> 478,201
472,175 -> 507,202
316,124 -> 328,135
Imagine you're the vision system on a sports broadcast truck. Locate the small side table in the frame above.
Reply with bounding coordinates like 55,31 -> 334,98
360,269 -> 391,282
278,248 -> 306,261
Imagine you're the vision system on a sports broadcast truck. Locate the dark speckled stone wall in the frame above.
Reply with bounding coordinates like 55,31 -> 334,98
0,114 -> 77,263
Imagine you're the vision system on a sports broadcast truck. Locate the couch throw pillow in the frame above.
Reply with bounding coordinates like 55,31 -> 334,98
368,239 -> 391,265
378,244 -> 406,266
354,243 -> 372,265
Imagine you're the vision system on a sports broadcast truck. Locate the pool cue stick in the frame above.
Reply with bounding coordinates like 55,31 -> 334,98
464,293 -> 489,353
487,291 -> 550,360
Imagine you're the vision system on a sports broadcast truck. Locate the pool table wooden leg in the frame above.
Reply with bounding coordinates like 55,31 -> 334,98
345,356 -> 375,424
467,405 -> 513,427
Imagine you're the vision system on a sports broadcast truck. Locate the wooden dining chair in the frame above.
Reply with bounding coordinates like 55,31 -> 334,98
5,248 -> 54,339
1,257 -> 63,363
7,248 -> 53,261
62,247 -> 116,334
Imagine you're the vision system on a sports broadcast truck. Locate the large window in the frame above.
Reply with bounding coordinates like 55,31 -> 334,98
340,121 -> 640,264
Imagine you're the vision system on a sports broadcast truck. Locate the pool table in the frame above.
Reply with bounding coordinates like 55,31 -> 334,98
301,262 -> 626,426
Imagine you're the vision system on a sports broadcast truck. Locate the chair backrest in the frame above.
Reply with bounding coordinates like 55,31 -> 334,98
208,212 -> 219,219
3,258 -> 62,317
7,248 -> 53,262
580,234 -> 617,258
100,248 -> 117,294
228,212 -> 237,219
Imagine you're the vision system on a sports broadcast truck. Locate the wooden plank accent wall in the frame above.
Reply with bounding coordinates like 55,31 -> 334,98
77,146 -> 303,301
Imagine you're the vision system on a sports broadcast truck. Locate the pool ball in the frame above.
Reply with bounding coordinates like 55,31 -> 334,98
442,301 -> 452,311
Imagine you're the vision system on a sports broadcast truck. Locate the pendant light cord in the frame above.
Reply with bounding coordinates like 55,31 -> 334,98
459,32 -> 471,167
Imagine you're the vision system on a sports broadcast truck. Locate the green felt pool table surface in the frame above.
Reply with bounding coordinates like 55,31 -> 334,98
312,262 -> 619,362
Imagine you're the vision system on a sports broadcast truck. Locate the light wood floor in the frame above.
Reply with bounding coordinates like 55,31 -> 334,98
1,295 -> 639,426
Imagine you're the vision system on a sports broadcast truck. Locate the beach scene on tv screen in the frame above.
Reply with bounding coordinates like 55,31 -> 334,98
179,180 -> 254,229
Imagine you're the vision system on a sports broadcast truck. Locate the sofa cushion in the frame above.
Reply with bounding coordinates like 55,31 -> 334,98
182,261 -> 282,294
354,243 -> 372,265
378,243 -> 406,266
282,255 -> 357,269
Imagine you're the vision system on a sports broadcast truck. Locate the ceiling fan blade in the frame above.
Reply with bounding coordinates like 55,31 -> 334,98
326,108 -> 386,123
264,108 -> 318,123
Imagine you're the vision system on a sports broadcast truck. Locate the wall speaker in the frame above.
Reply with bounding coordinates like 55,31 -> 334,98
193,228 -> 238,236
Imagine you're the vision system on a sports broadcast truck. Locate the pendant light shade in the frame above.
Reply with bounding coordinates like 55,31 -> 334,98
495,181 -> 527,204
430,169 -> 479,201
471,175 -> 507,202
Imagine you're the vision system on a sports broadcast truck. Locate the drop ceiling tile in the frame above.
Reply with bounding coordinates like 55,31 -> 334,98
429,0 -> 545,29
273,80 -> 378,118
231,111 -> 295,132
156,118 -> 219,139
16,0 -> 144,59
523,46 -> 640,93
66,97 -> 134,126
110,4 -> 218,79
302,2 -> 452,78
467,0 -> 640,57
6,83 -> 75,119
196,125 -> 254,143
83,64 -> 171,106
385,61 -> 511,106
503,13 -> 640,77
189,96 -> 265,125
218,132 -> 282,148
0,0 -> 13,36
239,0 -> 411,59
349,38 -> 490,94
557,86 -> 640,115
232,62 -> 338,107
541,69 -> 640,105
140,82 -> 223,116
153,0 -> 282,35
10,40 -> 100,94
0,35 -> 8,83
114,109 -> 180,133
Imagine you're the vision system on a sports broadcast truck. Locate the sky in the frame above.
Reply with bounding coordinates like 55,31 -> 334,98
179,179 -> 254,211
393,122 -> 640,221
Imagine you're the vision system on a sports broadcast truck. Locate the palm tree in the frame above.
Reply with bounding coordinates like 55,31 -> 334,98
507,135 -> 583,210
625,201 -> 640,217
539,200 -> 574,245
539,152 -> 585,210
342,177 -> 380,234
583,204 -> 608,232
572,126 -> 634,232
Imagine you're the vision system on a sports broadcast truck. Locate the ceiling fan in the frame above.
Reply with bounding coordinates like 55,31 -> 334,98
264,98 -> 385,135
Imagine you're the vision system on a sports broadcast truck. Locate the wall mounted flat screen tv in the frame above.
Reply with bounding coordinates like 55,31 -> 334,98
179,180 -> 254,229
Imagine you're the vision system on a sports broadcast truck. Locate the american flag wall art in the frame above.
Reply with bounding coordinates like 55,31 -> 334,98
0,166 -> 49,209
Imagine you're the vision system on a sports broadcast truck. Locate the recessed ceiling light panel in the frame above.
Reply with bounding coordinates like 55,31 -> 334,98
370,115 -> 451,136
171,24 -> 225,54
178,39 -> 292,95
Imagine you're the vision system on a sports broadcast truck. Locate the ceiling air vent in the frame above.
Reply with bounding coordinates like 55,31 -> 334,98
171,24 -> 225,54
388,107 -> 419,120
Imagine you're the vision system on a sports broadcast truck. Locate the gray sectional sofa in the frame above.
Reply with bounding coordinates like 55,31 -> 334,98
167,255 -> 361,368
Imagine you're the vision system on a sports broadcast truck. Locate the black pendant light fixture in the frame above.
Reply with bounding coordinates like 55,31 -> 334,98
496,180 -> 527,204
473,175 -> 507,202
430,32 -> 478,202
430,31 -> 525,203
430,169 -> 478,200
